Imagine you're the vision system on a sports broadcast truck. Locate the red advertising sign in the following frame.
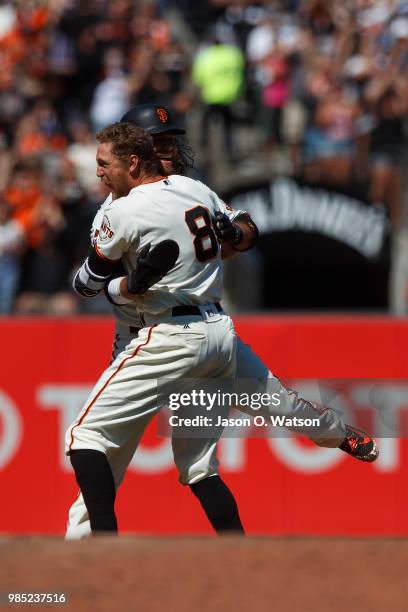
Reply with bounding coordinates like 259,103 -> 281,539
1,316 -> 407,535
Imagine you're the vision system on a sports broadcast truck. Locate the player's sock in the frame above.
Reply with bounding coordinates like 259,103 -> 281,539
190,475 -> 245,534
70,449 -> 117,533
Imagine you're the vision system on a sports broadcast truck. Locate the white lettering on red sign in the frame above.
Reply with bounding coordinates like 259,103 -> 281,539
36,383 -> 405,474
0,390 -> 23,469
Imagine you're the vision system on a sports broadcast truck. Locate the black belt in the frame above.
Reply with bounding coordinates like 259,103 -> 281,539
172,302 -> 222,317
128,303 -> 222,333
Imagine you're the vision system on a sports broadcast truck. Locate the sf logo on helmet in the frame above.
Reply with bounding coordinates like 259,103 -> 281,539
157,108 -> 168,123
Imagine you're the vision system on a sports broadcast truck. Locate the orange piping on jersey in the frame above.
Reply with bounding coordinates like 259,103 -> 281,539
69,325 -> 157,451
94,243 -> 121,262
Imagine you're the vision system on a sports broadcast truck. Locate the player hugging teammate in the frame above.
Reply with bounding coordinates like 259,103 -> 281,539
66,105 -> 378,538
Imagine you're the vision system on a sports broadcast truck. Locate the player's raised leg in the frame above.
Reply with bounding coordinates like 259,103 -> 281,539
234,338 -> 378,460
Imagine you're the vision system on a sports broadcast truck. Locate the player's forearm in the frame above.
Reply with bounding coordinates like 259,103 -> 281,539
108,240 -> 180,303
73,248 -> 116,298
221,218 -> 258,260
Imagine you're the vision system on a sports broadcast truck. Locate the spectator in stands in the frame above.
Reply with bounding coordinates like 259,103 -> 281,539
0,198 -> 24,314
4,159 -> 76,315
90,46 -> 131,132
0,0 -> 406,313
66,118 -> 99,196
301,59 -> 362,186
246,10 -> 301,150
361,75 -> 408,226
192,34 -> 245,160
14,99 -> 67,161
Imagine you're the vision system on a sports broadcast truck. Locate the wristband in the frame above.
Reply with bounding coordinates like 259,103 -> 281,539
231,215 -> 259,252
107,276 -> 134,305
78,260 -> 106,291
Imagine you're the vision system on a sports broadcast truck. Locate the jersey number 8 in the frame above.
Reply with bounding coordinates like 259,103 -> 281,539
185,206 -> 218,262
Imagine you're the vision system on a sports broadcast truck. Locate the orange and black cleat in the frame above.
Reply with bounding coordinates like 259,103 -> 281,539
339,425 -> 379,462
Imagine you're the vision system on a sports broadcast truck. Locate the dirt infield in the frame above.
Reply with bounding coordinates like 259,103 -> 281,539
0,537 -> 407,611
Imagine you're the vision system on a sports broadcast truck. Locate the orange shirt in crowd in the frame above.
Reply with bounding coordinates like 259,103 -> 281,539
5,184 -> 45,248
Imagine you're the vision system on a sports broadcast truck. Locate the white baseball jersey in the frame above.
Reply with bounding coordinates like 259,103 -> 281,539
92,174 -> 245,316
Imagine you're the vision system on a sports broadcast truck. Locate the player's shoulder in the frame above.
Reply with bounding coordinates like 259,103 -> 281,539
167,174 -> 213,194
93,193 -> 136,226
107,193 -> 135,215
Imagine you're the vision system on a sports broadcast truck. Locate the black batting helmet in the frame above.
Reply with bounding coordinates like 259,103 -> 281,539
120,104 -> 185,135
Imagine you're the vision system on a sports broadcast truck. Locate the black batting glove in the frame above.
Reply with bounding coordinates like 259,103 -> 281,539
213,212 -> 243,245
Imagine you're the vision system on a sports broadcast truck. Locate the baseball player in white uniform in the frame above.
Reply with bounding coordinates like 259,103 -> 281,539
66,122 -> 246,534
66,109 -> 379,538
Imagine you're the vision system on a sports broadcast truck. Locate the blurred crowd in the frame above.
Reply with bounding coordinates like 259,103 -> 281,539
0,0 -> 407,314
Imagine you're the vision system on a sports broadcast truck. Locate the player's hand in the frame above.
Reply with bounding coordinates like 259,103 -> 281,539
213,212 -> 243,245
126,239 -> 180,295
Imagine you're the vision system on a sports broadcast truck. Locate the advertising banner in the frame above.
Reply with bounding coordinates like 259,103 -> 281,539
0,316 -> 407,535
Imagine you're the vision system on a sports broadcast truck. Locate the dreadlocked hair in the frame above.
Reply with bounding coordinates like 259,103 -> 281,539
173,138 -> 195,175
